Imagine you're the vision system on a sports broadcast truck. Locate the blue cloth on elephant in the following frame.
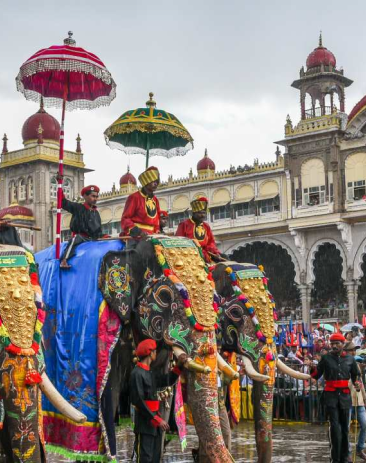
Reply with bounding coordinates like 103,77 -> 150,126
36,240 -> 124,460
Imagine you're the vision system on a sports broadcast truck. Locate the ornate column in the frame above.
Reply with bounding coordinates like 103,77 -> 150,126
298,283 -> 311,326
345,281 -> 356,322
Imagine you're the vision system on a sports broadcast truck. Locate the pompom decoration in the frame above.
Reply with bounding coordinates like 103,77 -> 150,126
152,238 -> 219,331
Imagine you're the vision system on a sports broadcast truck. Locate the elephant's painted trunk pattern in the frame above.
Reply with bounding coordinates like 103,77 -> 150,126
184,330 -> 234,463
253,355 -> 276,463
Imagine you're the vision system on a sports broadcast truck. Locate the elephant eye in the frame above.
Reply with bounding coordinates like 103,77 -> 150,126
226,304 -> 243,322
154,285 -> 173,308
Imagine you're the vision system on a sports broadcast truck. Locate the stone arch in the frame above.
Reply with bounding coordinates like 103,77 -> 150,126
307,238 -> 347,284
226,237 -> 300,284
345,152 -> 366,200
99,208 -> 113,223
301,157 -> 326,189
192,191 -> 207,201
114,206 -> 124,220
354,237 -> 366,280
158,198 -> 168,211
172,194 -> 190,212
234,184 -> 254,202
211,188 -> 231,207
257,180 -> 279,200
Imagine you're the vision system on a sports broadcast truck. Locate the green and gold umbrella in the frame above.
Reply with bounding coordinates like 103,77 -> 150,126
104,92 -> 194,168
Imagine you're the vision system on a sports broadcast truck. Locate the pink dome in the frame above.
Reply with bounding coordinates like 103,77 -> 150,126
22,102 -> 60,143
119,169 -> 137,186
197,149 -> 215,171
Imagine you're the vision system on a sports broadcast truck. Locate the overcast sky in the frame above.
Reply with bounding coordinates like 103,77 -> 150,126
1,0 -> 366,192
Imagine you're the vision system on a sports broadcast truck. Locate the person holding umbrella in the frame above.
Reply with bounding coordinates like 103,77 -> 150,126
59,184 -> 103,269
121,167 -> 161,238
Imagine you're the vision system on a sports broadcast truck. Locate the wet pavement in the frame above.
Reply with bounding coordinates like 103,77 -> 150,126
46,420 -> 345,462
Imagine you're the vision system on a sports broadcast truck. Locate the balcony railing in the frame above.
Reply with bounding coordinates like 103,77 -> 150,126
304,106 -> 333,119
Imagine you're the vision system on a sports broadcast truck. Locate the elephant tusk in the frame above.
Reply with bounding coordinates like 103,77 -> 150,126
172,346 -> 211,375
40,372 -> 87,424
242,356 -> 270,382
276,358 -> 311,380
217,353 -> 239,380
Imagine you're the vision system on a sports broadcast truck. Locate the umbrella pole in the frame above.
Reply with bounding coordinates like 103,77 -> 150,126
55,97 -> 66,259
146,135 -> 150,169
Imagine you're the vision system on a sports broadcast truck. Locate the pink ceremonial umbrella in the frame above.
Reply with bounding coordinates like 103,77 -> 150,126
16,32 -> 116,258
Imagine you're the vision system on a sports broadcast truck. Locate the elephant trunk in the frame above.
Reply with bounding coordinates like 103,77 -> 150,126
185,366 -> 234,463
276,358 -> 311,380
40,372 -> 87,423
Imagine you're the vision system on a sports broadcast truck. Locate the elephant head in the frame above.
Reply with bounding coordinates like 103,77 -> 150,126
213,262 -> 309,463
100,236 -> 236,463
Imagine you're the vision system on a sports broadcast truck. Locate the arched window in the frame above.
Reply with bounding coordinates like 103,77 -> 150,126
63,179 -> 73,200
50,176 -> 57,199
18,178 -> 26,201
28,177 -> 34,200
301,158 -> 326,206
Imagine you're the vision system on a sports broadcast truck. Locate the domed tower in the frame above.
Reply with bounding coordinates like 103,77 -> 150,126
197,149 -> 215,178
0,102 -> 91,251
291,33 -> 353,120
119,167 -> 137,194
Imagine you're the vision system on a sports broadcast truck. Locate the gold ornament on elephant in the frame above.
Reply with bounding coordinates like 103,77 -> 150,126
163,246 -> 216,327
237,277 -> 276,339
0,266 -> 37,349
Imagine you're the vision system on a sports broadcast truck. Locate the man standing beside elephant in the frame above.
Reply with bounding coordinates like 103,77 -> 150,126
121,167 -> 161,239
175,197 -> 223,263
130,339 -> 182,463
311,333 -> 361,463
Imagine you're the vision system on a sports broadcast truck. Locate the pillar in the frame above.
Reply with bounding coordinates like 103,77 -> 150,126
345,281 -> 356,323
298,284 -> 311,326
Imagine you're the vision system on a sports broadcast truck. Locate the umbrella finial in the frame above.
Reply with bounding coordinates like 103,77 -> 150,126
38,96 -> 45,113
64,31 -> 76,46
146,92 -> 156,108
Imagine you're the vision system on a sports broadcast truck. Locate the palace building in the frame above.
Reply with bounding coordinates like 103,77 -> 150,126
1,36 -> 365,324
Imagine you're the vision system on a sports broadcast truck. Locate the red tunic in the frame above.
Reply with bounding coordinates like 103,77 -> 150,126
175,218 -> 220,262
121,191 -> 161,235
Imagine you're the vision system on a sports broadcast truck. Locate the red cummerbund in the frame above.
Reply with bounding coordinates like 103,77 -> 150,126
325,380 -> 349,392
145,400 -> 159,412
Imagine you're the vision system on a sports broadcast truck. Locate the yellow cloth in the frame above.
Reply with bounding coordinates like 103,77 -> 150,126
241,387 -> 253,419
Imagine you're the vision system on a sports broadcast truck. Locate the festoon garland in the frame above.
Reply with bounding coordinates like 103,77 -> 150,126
152,238 -> 219,331
0,251 -> 45,384
224,264 -> 277,362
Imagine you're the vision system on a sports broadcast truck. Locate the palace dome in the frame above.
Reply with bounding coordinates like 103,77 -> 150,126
0,204 -> 35,221
306,37 -> 336,70
119,168 -> 137,186
197,149 -> 215,172
22,102 -> 60,144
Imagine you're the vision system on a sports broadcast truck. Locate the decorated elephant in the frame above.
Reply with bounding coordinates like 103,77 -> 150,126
99,235 -> 238,463
213,261 -> 309,463
0,235 -> 85,462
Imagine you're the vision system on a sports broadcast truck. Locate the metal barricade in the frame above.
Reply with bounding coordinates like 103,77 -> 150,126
240,362 -> 326,424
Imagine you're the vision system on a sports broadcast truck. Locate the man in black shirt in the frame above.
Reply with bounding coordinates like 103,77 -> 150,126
311,332 -> 361,463
130,339 -> 181,463
60,185 -> 103,269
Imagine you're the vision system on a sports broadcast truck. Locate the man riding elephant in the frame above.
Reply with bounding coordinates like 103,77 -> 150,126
175,197 -> 224,263
121,166 -> 161,239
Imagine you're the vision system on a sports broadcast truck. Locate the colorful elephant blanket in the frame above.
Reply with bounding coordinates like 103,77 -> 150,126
36,240 -> 124,461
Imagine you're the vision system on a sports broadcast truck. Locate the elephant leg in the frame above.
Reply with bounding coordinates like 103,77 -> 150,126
253,381 -> 273,463
0,353 -> 42,463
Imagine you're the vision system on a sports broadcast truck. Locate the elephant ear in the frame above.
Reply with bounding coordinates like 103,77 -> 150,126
99,249 -> 143,323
